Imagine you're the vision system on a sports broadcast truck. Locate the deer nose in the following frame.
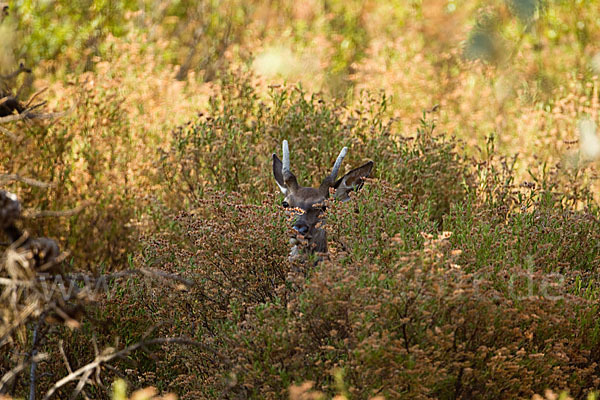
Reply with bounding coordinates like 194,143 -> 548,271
293,222 -> 309,235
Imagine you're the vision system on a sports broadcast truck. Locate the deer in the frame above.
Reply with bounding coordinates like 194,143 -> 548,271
272,140 -> 373,262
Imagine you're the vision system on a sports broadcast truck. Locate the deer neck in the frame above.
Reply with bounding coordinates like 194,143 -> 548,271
289,228 -> 327,263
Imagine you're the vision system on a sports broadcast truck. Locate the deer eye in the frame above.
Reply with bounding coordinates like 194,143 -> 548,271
281,200 -> 289,208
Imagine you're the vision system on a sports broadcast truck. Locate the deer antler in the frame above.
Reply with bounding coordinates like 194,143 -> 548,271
282,140 -> 292,179
330,147 -> 348,179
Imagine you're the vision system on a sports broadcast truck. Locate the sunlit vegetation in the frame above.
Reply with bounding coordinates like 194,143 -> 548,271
2,0 -> 600,398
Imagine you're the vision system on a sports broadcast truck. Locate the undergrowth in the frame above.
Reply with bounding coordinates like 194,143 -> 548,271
84,81 -> 600,398
3,1 -> 600,397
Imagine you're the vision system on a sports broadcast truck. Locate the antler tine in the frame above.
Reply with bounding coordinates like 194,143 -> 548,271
330,147 -> 348,179
282,140 -> 291,177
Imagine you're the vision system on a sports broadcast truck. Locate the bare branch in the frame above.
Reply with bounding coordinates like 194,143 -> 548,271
24,87 -> 48,109
22,101 -> 47,114
0,353 -> 49,394
0,173 -> 54,188
91,335 -> 104,393
0,63 -> 31,81
60,341 -> 94,400
0,124 -> 19,140
69,368 -> 93,400
23,201 -> 92,219
0,112 -> 30,123
0,303 -> 39,347
0,277 -> 34,286
0,109 -> 70,124
42,337 -> 206,400
59,340 -> 73,374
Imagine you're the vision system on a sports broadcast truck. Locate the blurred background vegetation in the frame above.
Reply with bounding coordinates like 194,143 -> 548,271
3,0 -> 600,398
6,0 -> 600,169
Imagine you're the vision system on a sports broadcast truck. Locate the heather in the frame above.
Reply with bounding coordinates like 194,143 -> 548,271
2,1 -> 600,399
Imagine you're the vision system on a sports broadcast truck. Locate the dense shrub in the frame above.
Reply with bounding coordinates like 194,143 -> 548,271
72,190 -> 292,396
138,94 -> 600,398
5,1 -> 600,399
140,190 -> 289,329
219,189 -> 600,399
159,73 -> 471,224
1,82 -> 143,267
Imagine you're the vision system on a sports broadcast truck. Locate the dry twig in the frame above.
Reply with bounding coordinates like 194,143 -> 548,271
0,173 -> 54,188
0,109 -> 70,124
24,88 -> 48,109
23,201 -> 93,218
0,64 -> 31,81
42,337 -> 204,400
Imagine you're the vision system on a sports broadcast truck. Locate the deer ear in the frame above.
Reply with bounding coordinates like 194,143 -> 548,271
272,153 -> 288,194
333,161 -> 373,202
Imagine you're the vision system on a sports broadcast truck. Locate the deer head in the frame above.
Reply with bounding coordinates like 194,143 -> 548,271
272,140 -> 373,261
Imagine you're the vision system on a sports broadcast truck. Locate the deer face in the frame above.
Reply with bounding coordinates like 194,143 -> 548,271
272,140 -> 373,260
